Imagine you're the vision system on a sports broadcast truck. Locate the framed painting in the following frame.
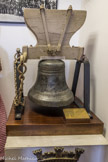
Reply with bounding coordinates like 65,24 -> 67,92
0,0 -> 58,23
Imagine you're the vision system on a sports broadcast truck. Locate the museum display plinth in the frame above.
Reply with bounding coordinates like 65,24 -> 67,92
6,97 -> 104,136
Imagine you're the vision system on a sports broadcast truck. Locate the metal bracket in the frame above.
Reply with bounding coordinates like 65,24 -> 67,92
72,55 -> 92,118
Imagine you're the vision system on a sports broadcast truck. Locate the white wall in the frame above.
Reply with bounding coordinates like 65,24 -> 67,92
80,0 -> 108,141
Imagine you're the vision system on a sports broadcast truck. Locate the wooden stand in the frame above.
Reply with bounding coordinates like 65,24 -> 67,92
6,97 -> 103,136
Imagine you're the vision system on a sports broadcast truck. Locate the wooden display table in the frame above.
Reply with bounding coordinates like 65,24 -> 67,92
6,97 -> 104,136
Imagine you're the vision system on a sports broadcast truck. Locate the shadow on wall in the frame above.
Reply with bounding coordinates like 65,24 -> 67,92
0,46 -> 14,116
64,60 -> 76,90
85,34 -> 97,113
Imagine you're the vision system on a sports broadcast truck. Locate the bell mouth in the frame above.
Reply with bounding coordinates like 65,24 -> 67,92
28,88 -> 74,108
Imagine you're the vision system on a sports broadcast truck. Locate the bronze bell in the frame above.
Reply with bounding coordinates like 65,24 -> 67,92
28,59 -> 74,107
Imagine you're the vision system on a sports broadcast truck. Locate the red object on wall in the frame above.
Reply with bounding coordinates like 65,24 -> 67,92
0,95 -> 7,160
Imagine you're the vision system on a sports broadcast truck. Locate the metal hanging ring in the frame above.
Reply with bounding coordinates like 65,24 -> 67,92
14,53 -> 20,61
17,64 -> 27,74
19,75 -> 25,80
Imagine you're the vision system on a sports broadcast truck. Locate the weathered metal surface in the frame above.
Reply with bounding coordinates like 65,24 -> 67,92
28,59 -> 74,107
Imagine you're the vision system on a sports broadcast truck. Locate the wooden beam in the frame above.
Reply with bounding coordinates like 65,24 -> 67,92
22,45 -> 84,60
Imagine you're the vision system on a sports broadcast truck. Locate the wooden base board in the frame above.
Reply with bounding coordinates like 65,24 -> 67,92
6,97 -> 104,136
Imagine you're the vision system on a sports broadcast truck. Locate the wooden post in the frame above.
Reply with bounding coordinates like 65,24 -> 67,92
40,5 -> 51,52
57,5 -> 73,52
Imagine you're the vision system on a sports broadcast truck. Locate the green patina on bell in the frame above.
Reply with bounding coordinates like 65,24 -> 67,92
28,59 -> 74,107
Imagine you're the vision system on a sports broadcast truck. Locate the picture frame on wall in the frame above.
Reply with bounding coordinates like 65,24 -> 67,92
0,0 -> 58,23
